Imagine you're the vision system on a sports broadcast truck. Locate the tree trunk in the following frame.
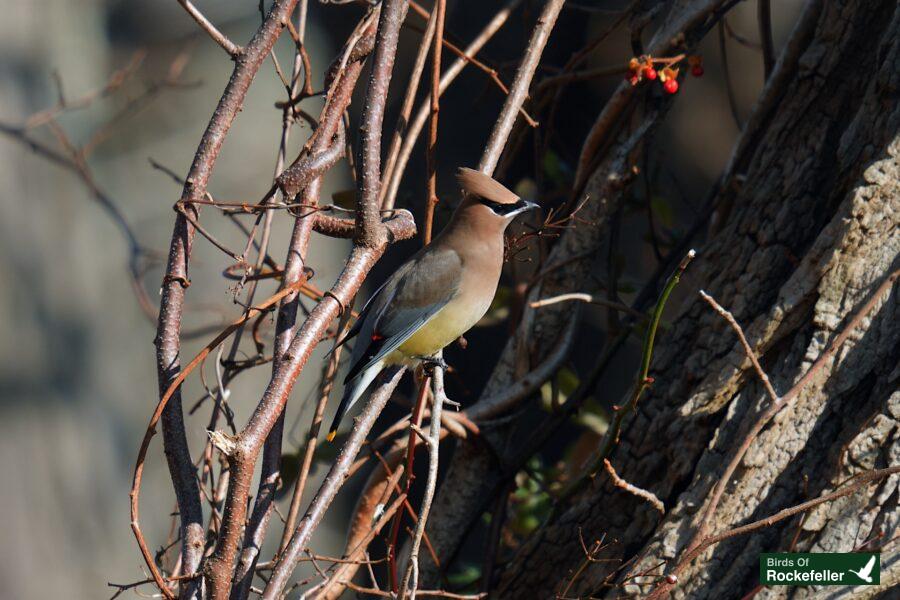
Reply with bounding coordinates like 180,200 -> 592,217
497,0 -> 900,597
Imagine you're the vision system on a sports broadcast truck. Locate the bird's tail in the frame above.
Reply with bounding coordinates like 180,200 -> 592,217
326,360 -> 385,442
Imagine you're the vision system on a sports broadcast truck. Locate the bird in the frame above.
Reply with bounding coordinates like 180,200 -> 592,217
849,555 -> 876,583
326,167 -> 538,441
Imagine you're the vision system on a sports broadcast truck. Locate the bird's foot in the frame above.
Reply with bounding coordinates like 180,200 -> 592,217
417,355 -> 449,375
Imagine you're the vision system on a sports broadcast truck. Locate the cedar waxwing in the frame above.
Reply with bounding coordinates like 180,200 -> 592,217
326,168 -> 538,440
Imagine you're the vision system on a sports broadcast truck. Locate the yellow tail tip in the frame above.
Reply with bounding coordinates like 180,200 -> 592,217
326,430 -> 337,442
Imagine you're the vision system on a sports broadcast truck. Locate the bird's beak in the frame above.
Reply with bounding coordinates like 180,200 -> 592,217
510,200 -> 539,217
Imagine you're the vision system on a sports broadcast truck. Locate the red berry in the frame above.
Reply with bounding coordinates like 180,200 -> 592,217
691,65 -> 704,77
642,67 -> 657,80
663,78 -> 679,94
628,74 -> 640,86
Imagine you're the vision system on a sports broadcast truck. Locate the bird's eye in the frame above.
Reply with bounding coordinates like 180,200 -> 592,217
479,198 -> 529,216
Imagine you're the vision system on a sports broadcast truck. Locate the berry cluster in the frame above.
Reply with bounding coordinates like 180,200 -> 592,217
625,54 -> 704,95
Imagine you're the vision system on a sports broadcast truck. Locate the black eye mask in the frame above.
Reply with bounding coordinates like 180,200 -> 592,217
479,197 -> 531,216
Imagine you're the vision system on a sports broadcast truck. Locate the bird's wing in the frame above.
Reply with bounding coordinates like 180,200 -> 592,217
328,274 -> 393,354
343,246 -> 462,382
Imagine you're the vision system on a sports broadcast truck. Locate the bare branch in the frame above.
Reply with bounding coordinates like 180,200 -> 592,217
757,0 -> 775,79
356,0 -> 409,247
381,0 -> 523,208
478,0 -> 566,174
400,366 -> 447,599
422,0 -> 446,245
699,290 -> 779,403
204,211 -> 415,596
150,1 -> 302,592
263,367 -> 408,598
131,279 -> 307,599
529,292 -> 645,317
177,0 -> 242,57
646,267 -> 900,599
602,459 -> 664,514
647,465 -> 900,599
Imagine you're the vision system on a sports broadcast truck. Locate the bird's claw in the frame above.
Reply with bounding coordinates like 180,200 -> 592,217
418,356 -> 449,374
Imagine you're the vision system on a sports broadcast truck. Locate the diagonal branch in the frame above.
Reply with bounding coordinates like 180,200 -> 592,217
478,0 -> 566,174
699,290 -> 779,403
646,268 -> 900,598
150,0 -> 300,594
646,465 -> 900,600
177,0 -> 242,57
262,367 -> 408,598
203,213 -> 415,597
233,13 -> 378,594
381,0 -> 523,208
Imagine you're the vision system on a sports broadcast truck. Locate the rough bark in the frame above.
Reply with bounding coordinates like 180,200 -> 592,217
416,0 -> 734,588
499,0 -> 900,597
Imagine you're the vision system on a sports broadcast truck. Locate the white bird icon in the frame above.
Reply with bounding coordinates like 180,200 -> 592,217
848,555 -> 876,583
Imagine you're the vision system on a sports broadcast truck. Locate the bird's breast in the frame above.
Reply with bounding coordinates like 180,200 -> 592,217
396,283 -> 496,358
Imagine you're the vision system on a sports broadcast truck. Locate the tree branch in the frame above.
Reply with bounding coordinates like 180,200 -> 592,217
400,367 -> 447,599
478,0 -> 566,174
381,0 -> 523,208
176,0 -> 242,57
646,267 -> 900,598
356,0 -> 409,247
150,1 -> 300,593
262,367 -> 408,598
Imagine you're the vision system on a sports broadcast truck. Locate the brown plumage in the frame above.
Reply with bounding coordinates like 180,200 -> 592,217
456,167 -> 521,205
327,167 -> 538,440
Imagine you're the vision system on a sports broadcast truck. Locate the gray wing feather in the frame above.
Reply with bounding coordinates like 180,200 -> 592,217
343,247 -> 461,382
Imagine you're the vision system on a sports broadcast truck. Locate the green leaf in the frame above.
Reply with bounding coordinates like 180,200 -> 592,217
447,564 -> 481,588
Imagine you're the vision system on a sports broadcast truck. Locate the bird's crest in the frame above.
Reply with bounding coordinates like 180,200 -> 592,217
456,167 -> 520,205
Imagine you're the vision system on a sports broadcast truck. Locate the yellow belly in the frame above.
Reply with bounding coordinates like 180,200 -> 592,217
393,295 -> 491,359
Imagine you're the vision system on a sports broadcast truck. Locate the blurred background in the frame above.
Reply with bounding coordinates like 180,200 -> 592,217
0,1 -> 802,597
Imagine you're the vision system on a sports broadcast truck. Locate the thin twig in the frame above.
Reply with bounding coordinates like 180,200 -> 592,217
389,375 -> 432,591
279,325 -> 347,550
646,466 -> 900,599
355,0 -> 408,248
407,1 -> 538,127
344,582 -> 486,599
718,20 -> 743,129
400,367 -> 447,599
478,0 -> 566,174
602,459 -> 664,514
646,267 -> 900,599
530,292 -> 645,317
150,1 -> 302,592
699,291 -> 779,402
231,5 -> 316,594
380,2 -> 440,206
381,0 -> 524,208
130,280 -> 306,600
422,0 -> 446,245
559,250 -> 695,503
263,367 -> 407,598
177,0 -> 242,56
